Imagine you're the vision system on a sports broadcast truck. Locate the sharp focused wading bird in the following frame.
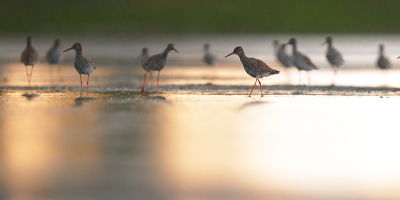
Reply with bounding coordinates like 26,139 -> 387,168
63,43 -> 96,96
20,36 -> 39,88
141,43 -> 178,95
225,46 -> 279,97
322,36 -> 344,86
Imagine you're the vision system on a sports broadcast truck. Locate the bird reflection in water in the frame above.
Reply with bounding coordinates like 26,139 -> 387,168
75,97 -> 95,106
22,93 -> 39,100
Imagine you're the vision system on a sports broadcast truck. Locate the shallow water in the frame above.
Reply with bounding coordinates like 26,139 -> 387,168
1,34 -> 400,200
1,92 -> 400,200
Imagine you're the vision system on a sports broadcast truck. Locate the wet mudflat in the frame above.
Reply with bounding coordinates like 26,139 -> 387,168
1,89 -> 400,200
2,34 -> 400,199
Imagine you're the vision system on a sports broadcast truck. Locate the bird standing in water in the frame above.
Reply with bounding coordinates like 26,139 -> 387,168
322,36 -> 344,86
379,44 -> 391,70
285,38 -> 318,85
203,43 -> 218,80
377,44 -> 391,84
138,47 -> 153,93
273,40 -> 292,81
20,36 -> 39,89
63,43 -> 96,96
141,43 -> 178,95
225,46 -> 279,97
203,43 -> 217,66
46,39 -> 63,82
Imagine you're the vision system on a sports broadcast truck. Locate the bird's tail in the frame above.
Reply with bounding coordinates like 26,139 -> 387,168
272,69 -> 280,75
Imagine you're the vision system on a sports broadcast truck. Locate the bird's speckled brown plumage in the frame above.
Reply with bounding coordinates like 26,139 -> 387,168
225,46 -> 279,97
141,43 -> 178,95
63,43 -> 96,96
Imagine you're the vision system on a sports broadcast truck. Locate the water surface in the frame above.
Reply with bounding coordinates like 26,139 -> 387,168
1,34 -> 400,200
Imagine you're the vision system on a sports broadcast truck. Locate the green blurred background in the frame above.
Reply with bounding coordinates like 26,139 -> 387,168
1,0 -> 400,35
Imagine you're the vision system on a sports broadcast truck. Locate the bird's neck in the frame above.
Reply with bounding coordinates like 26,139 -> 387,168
76,50 -> 83,56
238,53 -> 247,61
161,49 -> 170,58
291,44 -> 297,53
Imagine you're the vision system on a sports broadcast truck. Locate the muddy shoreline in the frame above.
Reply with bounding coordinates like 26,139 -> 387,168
1,84 -> 399,96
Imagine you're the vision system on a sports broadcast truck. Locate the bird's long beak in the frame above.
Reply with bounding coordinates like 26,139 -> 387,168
225,52 -> 235,58
397,56 -> 400,59
173,48 -> 179,53
321,41 -> 327,46
63,47 -> 73,52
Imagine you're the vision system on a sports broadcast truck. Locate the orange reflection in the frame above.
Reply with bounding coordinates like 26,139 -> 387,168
157,95 -> 400,199
1,93 -> 102,196
0,62 -> 115,87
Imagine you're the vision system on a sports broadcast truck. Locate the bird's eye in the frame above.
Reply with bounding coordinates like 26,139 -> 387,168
235,48 -> 238,52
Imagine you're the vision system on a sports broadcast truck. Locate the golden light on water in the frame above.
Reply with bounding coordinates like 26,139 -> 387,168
2,34 -> 400,199
1,94 -> 103,198
0,92 -> 399,199
157,95 -> 400,199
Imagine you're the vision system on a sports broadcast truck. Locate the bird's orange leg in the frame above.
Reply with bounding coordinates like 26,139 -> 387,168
257,79 -> 263,97
331,67 -> 338,86
25,66 -> 30,89
149,71 -> 153,89
156,71 -> 160,95
86,75 -> 90,96
248,79 -> 258,97
79,74 -> 83,96
29,66 -> 34,85
141,71 -> 148,95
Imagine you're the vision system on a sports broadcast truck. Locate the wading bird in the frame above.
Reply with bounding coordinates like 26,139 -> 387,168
225,46 -> 279,97
63,43 -> 96,96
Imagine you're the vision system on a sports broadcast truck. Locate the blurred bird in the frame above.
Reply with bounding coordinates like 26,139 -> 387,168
46,39 -> 63,64
378,44 -> 391,84
285,38 -> 318,85
203,43 -> 217,66
20,36 -> 39,89
141,43 -> 178,95
379,44 -> 391,70
225,46 -> 279,97
46,39 -> 63,82
138,47 -> 153,92
273,40 -> 292,81
322,36 -> 344,86
203,43 -> 218,80
63,43 -> 96,96
138,47 -> 149,64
